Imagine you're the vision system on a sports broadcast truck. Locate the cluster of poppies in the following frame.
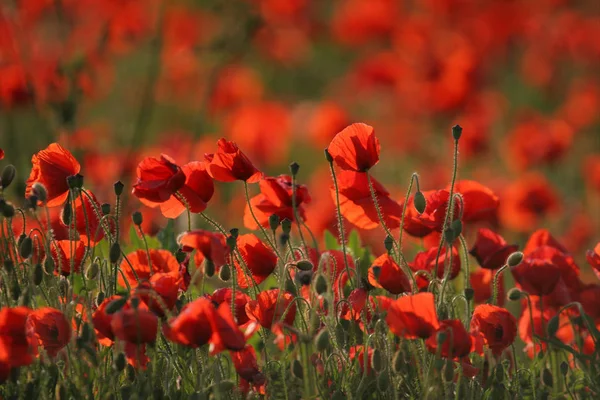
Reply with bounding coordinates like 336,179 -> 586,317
0,118 -> 599,398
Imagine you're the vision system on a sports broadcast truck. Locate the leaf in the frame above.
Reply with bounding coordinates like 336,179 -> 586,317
324,230 -> 339,251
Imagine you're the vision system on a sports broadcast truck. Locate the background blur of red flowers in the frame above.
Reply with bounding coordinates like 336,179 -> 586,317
0,0 -> 599,274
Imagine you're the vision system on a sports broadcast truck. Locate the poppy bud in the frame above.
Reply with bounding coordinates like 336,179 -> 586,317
281,218 -> 292,234
464,288 -> 474,301
507,251 -> 523,267
226,235 -> 236,252
560,361 -> 568,376
315,329 -> 330,352
96,291 -> 105,307
377,370 -> 390,391
114,353 -> 126,371
289,162 -> 300,177
291,359 -> 303,379
280,232 -> 290,246
371,348 -> 383,372
32,182 -> 48,203
507,288 -> 522,301
86,263 -> 99,280
113,181 -> 124,196
132,211 -> 142,226
58,279 -> 69,297
392,350 -> 403,373
109,243 -> 121,264
101,203 -> 111,216
204,260 -> 215,277
126,364 -> 136,382
33,263 -> 44,286
20,236 -> 33,259
0,164 -> 16,189
27,195 -> 38,210
44,257 -> 55,274
450,219 -> 462,237
414,191 -> 426,214
285,278 -> 297,296
547,316 -> 559,337
62,200 -> 72,225
269,214 -> 280,231
219,265 -> 231,281
1,201 -> 14,218
106,296 -> 128,314
452,124 -> 462,141
315,274 -> 328,294
229,228 -> 239,239
295,270 -> 312,286
542,368 -> 553,387
384,235 -> 394,253
324,148 -> 333,163
443,359 -> 454,382
296,260 -> 313,271
444,227 -> 456,244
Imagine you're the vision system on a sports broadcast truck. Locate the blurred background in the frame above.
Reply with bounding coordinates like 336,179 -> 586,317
0,0 -> 599,270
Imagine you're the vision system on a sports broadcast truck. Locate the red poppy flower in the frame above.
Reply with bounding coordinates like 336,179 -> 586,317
587,242 -> 600,273
25,143 -> 81,207
579,284 -> 600,319
426,319 -> 472,358
523,229 -> 568,255
511,255 -> 561,296
470,304 -> 517,356
50,240 -> 87,276
111,306 -> 158,345
339,288 -> 377,323
119,249 -> 180,289
0,307 -> 35,368
386,292 -> 440,339
244,175 -> 311,229
163,297 -> 245,353
92,296 -> 125,345
245,289 -> 296,330
333,170 -> 402,229
125,343 -> 150,370
403,190 -> 461,237
26,308 -> 71,358
470,268 -> 504,306
231,346 -> 266,393
409,246 -> 461,290
209,288 -> 252,326
135,273 -> 180,317
132,154 -> 186,204
499,173 -> 561,232
469,228 -> 518,270
349,345 -> 375,374
138,161 -> 215,219
234,234 -> 278,289
452,180 -> 499,224
178,229 -> 227,270
65,191 -> 112,245
327,123 -> 380,172
368,253 -> 411,294
204,138 -> 263,183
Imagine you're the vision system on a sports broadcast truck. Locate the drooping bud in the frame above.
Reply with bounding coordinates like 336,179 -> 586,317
464,288 -> 474,301
314,274 -> 328,295
1,201 -> 14,218
105,296 -> 128,314
96,291 -> 105,307
546,316 -> 559,337
132,211 -> 143,226
324,148 -> 333,163
204,260 -> 215,277
507,288 -> 522,301
19,236 -> 33,259
32,182 -> 48,203
384,235 -> 394,253
281,218 -> 292,235
33,263 -> 44,286
414,191 -> 426,214
58,279 -> 69,297
109,243 -> 121,264
452,124 -> 462,141
507,251 -> 524,267
370,348 -> 383,372
291,359 -> 303,379
0,164 -> 16,189
269,214 -> 280,232
542,368 -> 553,387
315,329 -> 330,352
284,278 -> 297,296
219,265 -> 231,281
296,260 -> 313,271
86,263 -> 99,280
44,257 -> 55,274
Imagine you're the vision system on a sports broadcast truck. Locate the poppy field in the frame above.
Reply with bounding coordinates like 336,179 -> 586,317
1,0 -> 600,399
